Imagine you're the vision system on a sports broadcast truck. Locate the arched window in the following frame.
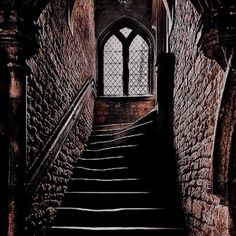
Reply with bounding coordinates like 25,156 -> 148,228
98,22 -> 153,96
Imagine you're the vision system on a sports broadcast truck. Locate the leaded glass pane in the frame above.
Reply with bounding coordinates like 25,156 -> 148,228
129,35 -> 149,95
103,35 -> 123,96
120,27 -> 132,38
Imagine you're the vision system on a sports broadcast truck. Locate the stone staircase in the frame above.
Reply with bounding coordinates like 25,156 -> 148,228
47,111 -> 187,235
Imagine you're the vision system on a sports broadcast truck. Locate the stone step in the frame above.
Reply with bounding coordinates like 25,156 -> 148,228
48,226 -> 188,236
82,145 -> 138,159
89,133 -> 113,143
68,178 -> 145,192
53,207 -> 186,228
91,127 -> 126,135
112,120 -> 154,140
77,156 -> 128,169
90,120 -> 154,143
62,191 -> 164,209
88,133 -> 144,149
72,166 -> 131,179
93,123 -> 130,131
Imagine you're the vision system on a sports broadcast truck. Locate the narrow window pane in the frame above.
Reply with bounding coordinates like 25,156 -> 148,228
103,35 -> 123,96
129,35 -> 149,95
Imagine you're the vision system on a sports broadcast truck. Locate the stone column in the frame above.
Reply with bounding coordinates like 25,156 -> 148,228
198,2 -> 236,202
0,9 -> 37,236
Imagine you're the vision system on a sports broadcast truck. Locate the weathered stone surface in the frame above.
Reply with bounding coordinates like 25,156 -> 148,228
26,94 -> 95,233
25,0 -> 96,233
27,0 -> 95,170
170,0 -> 230,234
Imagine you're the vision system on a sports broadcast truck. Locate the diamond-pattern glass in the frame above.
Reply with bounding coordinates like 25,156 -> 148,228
120,27 -> 132,38
128,35 -> 149,95
103,35 -> 123,96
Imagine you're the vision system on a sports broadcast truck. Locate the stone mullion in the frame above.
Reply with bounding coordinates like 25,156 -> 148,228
123,43 -> 129,96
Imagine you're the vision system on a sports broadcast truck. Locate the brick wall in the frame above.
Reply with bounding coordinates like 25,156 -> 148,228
94,96 -> 155,125
170,0 -> 231,235
26,0 -> 96,233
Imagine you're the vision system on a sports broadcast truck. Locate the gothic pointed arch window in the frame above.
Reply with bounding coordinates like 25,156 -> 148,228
98,21 -> 153,96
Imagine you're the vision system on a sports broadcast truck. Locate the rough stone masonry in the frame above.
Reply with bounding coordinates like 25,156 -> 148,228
170,0 -> 230,235
25,0 -> 96,233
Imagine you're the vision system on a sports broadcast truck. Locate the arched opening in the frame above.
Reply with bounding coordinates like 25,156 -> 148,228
97,17 -> 154,97
95,17 -> 155,125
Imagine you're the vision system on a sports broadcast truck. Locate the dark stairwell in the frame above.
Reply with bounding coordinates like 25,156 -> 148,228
47,106 -> 187,235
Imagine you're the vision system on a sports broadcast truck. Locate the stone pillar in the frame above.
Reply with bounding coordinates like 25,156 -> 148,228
197,1 -> 236,203
0,9 -> 37,236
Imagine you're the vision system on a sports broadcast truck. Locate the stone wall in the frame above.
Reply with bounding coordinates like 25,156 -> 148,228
27,0 -> 95,170
94,96 -> 155,125
170,0 -> 231,235
26,0 -> 96,233
95,0 -> 152,37
26,92 -> 95,233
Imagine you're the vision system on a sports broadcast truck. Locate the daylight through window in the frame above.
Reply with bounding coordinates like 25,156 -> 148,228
102,27 -> 150,96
